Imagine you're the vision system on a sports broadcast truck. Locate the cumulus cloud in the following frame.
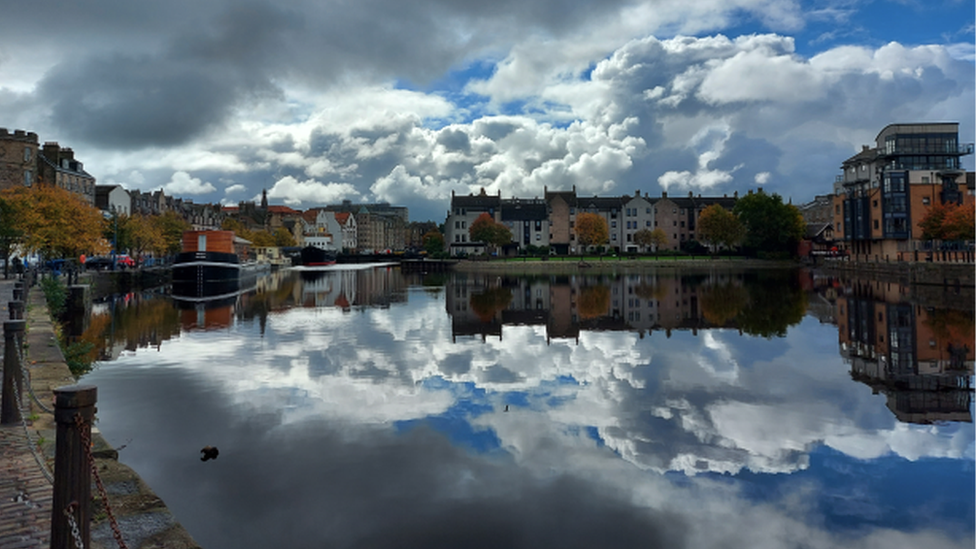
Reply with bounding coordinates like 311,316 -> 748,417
0,1 -> 971,222
267,175 -> 361,206
163,171 -> 216,194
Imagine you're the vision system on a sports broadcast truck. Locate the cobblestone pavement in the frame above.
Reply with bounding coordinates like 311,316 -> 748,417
0,278 -> 51,549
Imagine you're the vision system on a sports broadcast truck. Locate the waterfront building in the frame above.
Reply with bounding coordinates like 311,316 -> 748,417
832,123 -> 974,263
0,128 -> 39,192
622,192 -> 655,253
0,129 -> 96,205
95,185 -> 131,217
501,197 -> 549,251
449,186 -> 738,256
446,188 -> 502,256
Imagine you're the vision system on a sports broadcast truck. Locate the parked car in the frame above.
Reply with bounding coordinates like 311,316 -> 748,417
115,254 -> 135,268
84,257 -> 114,270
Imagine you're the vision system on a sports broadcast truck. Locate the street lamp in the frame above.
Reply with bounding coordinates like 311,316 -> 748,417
111,205 -> 118,271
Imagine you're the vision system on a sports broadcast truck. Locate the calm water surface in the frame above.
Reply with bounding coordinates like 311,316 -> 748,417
79,265 -> 975,549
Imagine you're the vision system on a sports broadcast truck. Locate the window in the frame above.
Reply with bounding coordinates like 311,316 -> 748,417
873,220 -> 879,229
535,233 -> 541,241
673,221 -> 677,226
646,221 -> 651,227
872,200 -> 878,208
680,221 -> 685,228
23,147 -> 31,162
461,221 -> 466,229
611,221 -> 617,228
611,234 -> 617,241
646,208 -> 651,214
922,197 -> 930,205
455,221 -> 460,229
23,170 -> 31,186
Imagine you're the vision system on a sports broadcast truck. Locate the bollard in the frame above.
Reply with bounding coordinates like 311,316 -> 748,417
8,300 -> 24,320
1,319 -> 26,424
12,287 -> 23,301
51,385 -> 97,549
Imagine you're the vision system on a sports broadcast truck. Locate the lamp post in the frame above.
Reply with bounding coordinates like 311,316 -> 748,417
111,205 -> 118,271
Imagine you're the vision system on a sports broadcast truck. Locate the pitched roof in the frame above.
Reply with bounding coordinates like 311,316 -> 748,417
500,201 -> 547,221
267,205 -> 301,215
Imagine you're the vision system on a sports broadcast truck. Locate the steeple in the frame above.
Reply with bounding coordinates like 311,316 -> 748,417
261,188 -> 268,209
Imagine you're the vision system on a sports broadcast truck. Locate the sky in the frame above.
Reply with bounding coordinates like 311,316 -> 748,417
1,0 -> 973,222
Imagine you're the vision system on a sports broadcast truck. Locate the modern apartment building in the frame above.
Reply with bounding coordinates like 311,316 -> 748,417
832,123 -> 974,262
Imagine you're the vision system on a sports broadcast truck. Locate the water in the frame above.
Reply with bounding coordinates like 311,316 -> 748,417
79,265 -> 975,549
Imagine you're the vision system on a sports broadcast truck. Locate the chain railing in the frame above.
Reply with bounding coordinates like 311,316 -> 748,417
76,413 -> 130,549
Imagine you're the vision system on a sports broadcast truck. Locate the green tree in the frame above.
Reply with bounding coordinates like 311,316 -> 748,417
733,191 -> 805,256
249,229 -> 276,247
273,227 -> 297,247
737,271 -> 808,338
423,230 -> 445,255
575,213 -> 609,252
152,211 -> 191,255
697,204 -> 745,252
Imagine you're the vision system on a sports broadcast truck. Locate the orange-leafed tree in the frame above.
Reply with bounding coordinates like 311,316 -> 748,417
942,204 -> 975,241
918,202 -> 953,240
469,213 -> 512,254
697,204 -> 745,251
469,287 -> 513,322
575,213 -> 609,251
1,185 -> 108,259
128,214 -> 166,259
577,285 -> 610,319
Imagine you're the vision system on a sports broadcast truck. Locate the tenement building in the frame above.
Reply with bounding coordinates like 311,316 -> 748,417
0,128 -> 96,205
833,123 -> 974,262
446,187 -> 737,256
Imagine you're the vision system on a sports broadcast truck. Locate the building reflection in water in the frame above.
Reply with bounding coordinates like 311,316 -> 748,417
833,277 -> 974,424
85,267 -> 972,426
445,270 -> 804,343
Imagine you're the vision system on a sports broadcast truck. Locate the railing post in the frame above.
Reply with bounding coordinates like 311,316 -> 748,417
51,385 -> 97,549
12,285 -> 23,302
8,299 -> 24,320
1,319 -> 26,424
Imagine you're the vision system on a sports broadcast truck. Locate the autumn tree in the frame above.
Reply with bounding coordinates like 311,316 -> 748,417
577,284 -> 610,319
221,218 -> 253,241
0,198 -> 24,277
152,211 -> 191,255
733,191 -> 805,256
469,213 -> 512,254
633,229 -> 654,252
943,205 -> 975,241
575,213 -> 609,252
128,214 -> 165,259
700,282 -> 747,325
469,286 -> 513,322
273,227 -> 297,247
697,204 -> 745,252
648,228 -> 669,252
423,230 -> 445,255
1,185 -> 108,259
249,229 -> 276,247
